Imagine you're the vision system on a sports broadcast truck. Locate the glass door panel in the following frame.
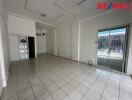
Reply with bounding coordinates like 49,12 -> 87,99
108,28 -> 126,71
97,31 -> 110,69
98,31 -> 109,56
97,27 -> 127,72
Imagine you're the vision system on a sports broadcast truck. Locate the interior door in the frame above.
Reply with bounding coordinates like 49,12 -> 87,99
97,27 -> 128,72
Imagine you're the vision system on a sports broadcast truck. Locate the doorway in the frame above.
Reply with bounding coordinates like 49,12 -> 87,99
97,26 -> 129,72
28,37 -> 35,59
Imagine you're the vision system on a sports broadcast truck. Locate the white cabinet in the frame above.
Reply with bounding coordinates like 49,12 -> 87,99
9,35 -> 30,61
19,36 -> 29,59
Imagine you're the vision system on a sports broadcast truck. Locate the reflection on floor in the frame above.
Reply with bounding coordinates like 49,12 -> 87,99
97,57 -> 123,71
1,54 -> 132,100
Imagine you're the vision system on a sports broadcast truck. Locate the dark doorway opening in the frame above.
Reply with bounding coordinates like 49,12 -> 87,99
28,37 -> 35,59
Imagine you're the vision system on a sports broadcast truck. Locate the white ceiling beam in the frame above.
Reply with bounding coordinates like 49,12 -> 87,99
54,13 -> 64,20
77,0 -> 87,6
80,10 -> 115,23
54,2 -> 75,16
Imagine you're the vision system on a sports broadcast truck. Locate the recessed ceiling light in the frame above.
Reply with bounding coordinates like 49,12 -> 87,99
40,13 -> 47,17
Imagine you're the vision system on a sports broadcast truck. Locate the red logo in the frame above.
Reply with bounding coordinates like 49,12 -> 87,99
97,2 -> 130,10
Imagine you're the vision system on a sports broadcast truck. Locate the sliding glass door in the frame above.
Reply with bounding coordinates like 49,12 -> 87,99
97,26 -> 128,72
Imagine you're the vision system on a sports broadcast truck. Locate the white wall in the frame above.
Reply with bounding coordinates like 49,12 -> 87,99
0,0 -> 11,88
9,35 -> 19,61
56,10 -> 132,74
56,21 -> 73,59
56,18 -> 80,61
79,10 -> 131,74
8,15 -> 36,36
36,28 -> 47,54
36,22 -> 56,55
0,19 -> 4,95
71,19 -> 80,61
46,27 -> 55,54
8,15 -> 37,60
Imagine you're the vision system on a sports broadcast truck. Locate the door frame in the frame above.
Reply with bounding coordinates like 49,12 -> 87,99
96,24 -> 130,73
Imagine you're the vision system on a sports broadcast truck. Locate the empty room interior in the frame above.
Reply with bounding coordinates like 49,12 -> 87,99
0,0 -> 132,100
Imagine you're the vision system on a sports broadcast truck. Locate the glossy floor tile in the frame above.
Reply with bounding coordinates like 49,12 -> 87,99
1,54 -> 132,100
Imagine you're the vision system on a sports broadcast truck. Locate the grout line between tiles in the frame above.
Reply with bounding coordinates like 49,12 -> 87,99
16,64 -> 20,100
36,74 -> 56,100
3,54 -> 132,100
80,70 -> 103,100
24,65 -> 37,100
59,68 -> 95,97
99,72 -> 111,100
37,65 -> 95,100
118,74 -> 121,100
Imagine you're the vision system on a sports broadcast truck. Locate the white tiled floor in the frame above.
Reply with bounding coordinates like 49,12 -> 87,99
1,54 -> 132,100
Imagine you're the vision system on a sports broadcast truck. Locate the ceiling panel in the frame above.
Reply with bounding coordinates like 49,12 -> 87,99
6,0 -> 26,9
27,0 -> 63,19
6,0 -> 132,24
54,0 -> 99,15
55,12 -> 73,23
55,0 -> 81,15
74,0 -> 97,13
